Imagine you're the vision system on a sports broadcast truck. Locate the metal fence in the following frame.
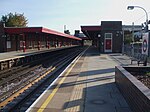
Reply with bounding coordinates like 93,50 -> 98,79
124,44 -> 150,64
124,44 -> 142,57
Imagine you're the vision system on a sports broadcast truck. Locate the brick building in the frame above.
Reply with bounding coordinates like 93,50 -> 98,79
81,21 -> 143,53
0,23 -> 81,52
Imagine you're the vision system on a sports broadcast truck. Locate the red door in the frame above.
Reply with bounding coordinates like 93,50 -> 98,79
105,33 -> 112,52
105,39 -> 111,50
105,39 -> 112,52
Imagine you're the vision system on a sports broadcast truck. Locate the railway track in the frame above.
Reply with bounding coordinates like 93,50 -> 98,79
0,50 -> 68,103
0,46 -> 85,111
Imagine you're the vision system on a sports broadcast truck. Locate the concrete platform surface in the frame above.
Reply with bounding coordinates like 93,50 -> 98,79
0,46 -> 75,62
26,47 -> 133,112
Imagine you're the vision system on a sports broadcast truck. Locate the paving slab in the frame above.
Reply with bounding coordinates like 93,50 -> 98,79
0,46 -> 75,61
65,47 -> 132,112
27,47 -> 133,112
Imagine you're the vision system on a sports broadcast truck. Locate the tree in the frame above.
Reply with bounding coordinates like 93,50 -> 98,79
124,34 -> 132,45
1,12 -> 28,27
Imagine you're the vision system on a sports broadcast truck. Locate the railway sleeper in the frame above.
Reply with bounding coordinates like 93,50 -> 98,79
1,49 -> 83,111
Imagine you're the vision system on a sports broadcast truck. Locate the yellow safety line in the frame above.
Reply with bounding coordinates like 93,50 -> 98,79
37,60 -> 77,112
0,67 -> 56,108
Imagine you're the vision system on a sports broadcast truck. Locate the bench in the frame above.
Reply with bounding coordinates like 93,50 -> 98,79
131,53 -> 140,64
131,53 -> 147,66
137,54 -> 147,66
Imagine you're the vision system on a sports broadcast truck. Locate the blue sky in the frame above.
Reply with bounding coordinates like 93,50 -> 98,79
1,0 -> 150,34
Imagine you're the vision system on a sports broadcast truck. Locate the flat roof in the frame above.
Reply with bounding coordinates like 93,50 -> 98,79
122,25 -> 142,31
4,27 -> 82,40
81,26 -> 101,31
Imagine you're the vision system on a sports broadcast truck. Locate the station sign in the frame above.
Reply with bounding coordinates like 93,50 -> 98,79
142,32 -> 149,55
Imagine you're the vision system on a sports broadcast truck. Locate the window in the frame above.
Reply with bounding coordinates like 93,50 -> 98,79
7,41 -> 11,48
105,33 -> 112,39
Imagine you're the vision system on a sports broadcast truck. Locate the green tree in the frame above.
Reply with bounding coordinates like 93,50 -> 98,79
1,12 -> 28,27
124,34 -> 132,44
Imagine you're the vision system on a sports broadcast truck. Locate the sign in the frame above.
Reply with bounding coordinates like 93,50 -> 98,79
142,33 -> 149,55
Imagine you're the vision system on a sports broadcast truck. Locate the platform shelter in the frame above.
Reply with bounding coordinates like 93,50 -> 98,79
0,23 -> 81,52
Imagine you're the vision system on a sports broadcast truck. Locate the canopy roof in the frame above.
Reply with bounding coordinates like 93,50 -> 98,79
4,27 -> 82,40
81,26 -> 101,31
81,26 -> 101,39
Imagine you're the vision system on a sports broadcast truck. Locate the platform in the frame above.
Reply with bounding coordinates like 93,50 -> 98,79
26,47 -> 132,112
0,46 -> 77,70
0,46 -> 77,62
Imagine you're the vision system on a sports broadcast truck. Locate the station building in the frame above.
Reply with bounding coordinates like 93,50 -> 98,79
0,23 -> 81,52
81,21 -> 142,53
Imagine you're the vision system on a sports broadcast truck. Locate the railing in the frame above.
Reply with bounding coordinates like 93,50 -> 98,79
124,44 -> 150,64
124,44 -> 142,57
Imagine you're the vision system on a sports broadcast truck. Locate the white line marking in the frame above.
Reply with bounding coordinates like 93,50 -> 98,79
26,47 -> 88,112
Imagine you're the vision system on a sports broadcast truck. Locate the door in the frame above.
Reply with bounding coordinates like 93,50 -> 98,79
104,33 -> 112,52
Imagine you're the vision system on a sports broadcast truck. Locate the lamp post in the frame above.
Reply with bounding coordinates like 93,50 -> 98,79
127,6 -> 149,32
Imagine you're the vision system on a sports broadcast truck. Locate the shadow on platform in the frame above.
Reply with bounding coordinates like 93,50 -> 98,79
62,81 -> 131,112
50,68 -> 115,90
80,68 -> 114,77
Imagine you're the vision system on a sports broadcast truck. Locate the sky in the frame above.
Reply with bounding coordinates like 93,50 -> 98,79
0,0 -> 150,34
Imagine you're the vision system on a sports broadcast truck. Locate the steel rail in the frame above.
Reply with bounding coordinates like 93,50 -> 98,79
0,47 -> 84,110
